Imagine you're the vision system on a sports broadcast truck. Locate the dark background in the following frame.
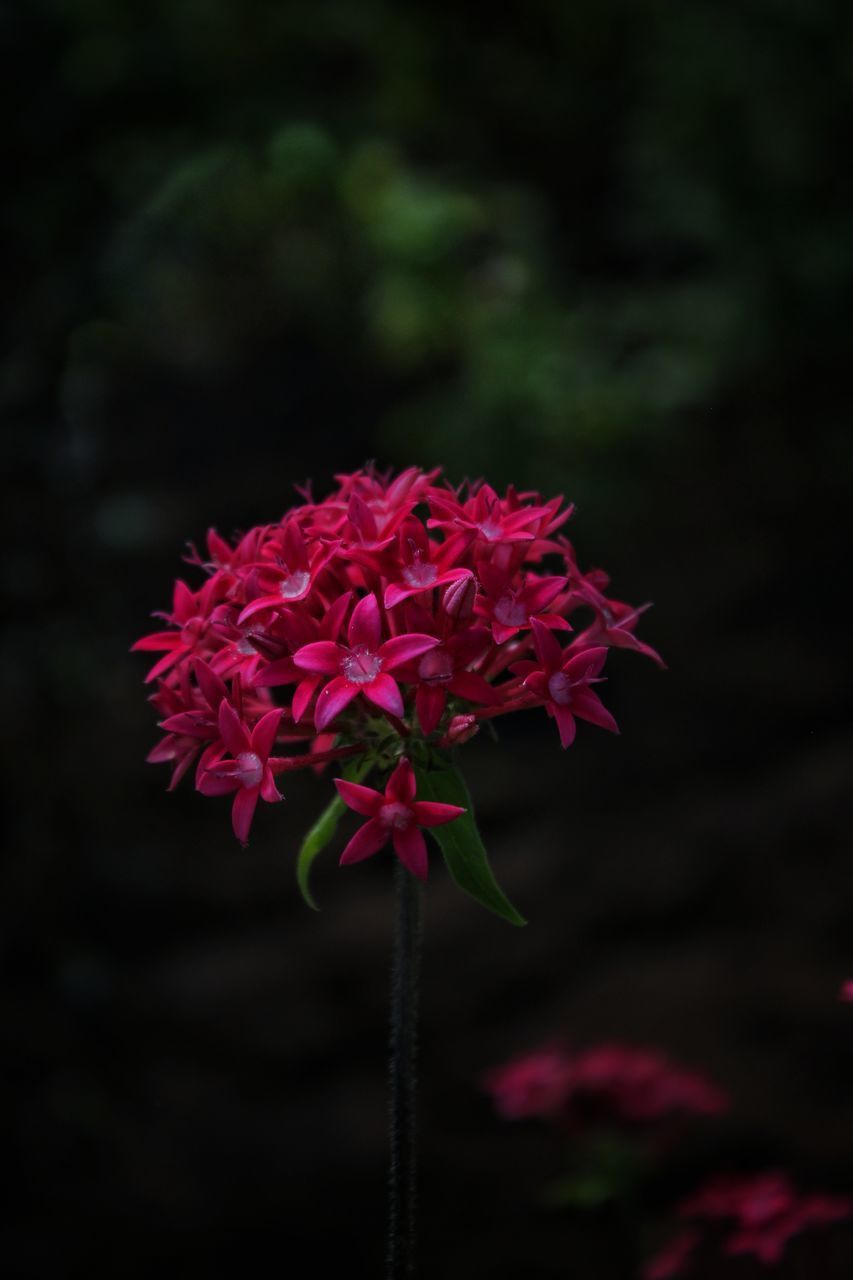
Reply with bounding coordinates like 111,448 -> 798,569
4,1 -> 853,1276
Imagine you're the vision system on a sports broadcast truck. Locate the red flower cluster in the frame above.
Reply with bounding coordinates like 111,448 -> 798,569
134,466 -> 660,850
645,1172 -> 853,1277
483,1042 -> 727,1126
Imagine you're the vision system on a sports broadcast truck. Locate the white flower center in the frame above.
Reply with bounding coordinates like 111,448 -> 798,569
341,645 -> 382,684
279,569 -> 311,600
402,560 -> 438,589
547,672 -> 573,706
380,801 -> 412,830
494,595 -> 527,627
236,751 -> 263,788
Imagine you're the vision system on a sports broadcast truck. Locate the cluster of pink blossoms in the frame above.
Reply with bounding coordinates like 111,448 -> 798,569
645,1172 -> 853,1277
483,1042 -> 727,1128
134,467 -> 660,864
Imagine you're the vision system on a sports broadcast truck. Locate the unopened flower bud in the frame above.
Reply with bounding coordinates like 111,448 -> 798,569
439,713 -> 479,747
443,573 -> 477,620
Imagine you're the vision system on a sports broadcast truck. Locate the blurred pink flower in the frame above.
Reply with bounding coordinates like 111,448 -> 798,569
646,1171 -> 853,1276
483,1041 -> 727,1127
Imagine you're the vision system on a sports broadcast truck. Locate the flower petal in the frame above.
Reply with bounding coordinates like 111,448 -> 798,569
339,816 -> 388,865
379,633 -> 440,670
260,767 -> 283,804
447,671 -> 500,705
237,595 -> 287,625
552,704 -> 576,749
132,630 -> 183,652
251,657 -> 298,688
416,684 -> 446,735
347,593 -> 382,651
292,674 -> 320,723
293,641 -> 343,675
565,645 -> 608,682
531,616 -> 563,670
315,675 -> 360,731
143,648 -> 186,683
232,787 -> 259,845
218,701 -> 251,755
572,689 -> 619,734
363,673 -> 404,719
195,658 -> 228,708
335,778 -> 383,817
386,758 -> 417,805
250,707 -> 283,759
392,824 -> 429,880
411,801 -> 466,828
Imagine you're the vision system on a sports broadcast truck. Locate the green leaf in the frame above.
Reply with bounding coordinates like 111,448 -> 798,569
415,761 -> 526,926
296,757 -> 372,910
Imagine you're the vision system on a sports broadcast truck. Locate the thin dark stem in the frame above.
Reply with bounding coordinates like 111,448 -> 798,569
387,860 -> 423,1279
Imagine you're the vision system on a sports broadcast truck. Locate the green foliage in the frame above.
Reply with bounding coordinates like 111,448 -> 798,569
296,757 -> 373,910
415,761 -> 525,927
8,0 -> 852,518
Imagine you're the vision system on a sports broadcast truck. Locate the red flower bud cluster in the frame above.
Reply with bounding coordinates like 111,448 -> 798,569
134,466 -> 661,847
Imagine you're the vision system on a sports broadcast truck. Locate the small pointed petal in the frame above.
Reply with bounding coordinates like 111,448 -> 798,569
315,675 -> 360,730
217,700 -> 250,755
383,582 -> 415,609
132,630 -> 183,652
159,712 -> 213,738
386,758 -> 417,804
392,825 -> 429,881
143,648 -> 186,683
321,590 -> 352,640
293,641 -> 342,675
339,817 -> 388,865
416,684 -> 446,736
237,595 -> 287,625
232,787 -> 260,846
531,616 -> 563,670
525,576 -> 568,614
335,778 -> 383,817
260,768 -> 283,804
252,656 -> 298,688
521,671 -> 548,698
195,658 -> 228,708
197,770 -> 239,796
572,689 -> 619,734
552,704 -> 577,749
166,750 -> 197,791
411,801 -> 466,827
292,674 -> 320,723
363,673 -> 404,719
380,632 -> 440,669
565,645 -> 608,682
173,579 -> 195,618
447,671 -> 500,705
348,593 -> 382,650
251,708 -> 283,759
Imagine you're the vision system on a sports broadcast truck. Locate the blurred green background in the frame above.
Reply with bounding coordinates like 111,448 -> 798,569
4,1 -> 853,1277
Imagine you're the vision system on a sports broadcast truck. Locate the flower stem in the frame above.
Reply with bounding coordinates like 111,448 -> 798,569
387,860 -> 423,1278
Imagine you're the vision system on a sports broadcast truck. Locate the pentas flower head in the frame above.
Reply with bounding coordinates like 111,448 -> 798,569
134,466 -> 658,914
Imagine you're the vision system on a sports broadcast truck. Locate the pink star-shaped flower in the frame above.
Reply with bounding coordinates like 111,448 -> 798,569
512,618 -> 618,748
198,701 -> 284,845
334,758 -> 465,880
292,594 -> 439,731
